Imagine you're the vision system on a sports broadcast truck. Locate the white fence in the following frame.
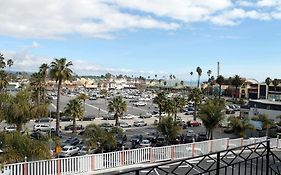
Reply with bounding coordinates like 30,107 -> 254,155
1,137 -> 280,175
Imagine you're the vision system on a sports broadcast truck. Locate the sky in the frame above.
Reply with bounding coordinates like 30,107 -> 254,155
1,0 -> 281,82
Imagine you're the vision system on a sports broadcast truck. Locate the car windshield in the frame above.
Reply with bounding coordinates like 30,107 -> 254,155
62,147 -> 69,151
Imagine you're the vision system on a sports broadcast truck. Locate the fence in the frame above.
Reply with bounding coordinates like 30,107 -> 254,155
1,137 -> 281,175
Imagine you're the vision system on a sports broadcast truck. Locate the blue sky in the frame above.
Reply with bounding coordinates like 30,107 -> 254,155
0,0 -> 281,81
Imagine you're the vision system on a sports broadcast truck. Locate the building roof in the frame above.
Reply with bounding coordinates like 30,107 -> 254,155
250,99 -> 281,105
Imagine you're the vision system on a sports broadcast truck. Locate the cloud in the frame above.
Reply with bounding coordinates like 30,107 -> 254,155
0,0 -> 281,39
31,41 -> 40,48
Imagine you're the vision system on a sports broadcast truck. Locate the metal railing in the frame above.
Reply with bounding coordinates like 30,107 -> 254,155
1,137 -> 281,175
109,140 -> 281,175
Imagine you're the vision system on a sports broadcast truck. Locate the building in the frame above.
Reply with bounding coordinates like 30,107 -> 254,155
240,99 -> 281,121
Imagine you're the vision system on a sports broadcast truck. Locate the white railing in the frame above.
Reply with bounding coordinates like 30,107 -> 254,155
1,137 -> 280,175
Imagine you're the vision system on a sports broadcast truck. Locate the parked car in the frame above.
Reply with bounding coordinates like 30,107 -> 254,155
99,123 -> 113,128
89,96 -> 97,100
140,113 -> 152,118
64,124 -> 84,131
224,127 -> 234,134
139,139 -> 151,148
33,124 -> 54,132
119,122 -> 131,128
30,132 -> 44,140
196,133 -> 207,142
121,114 -> 135,119
60,116 -> 72,122
35,117 -> 53,123
133,102 -> 147,106
4,126 -> 17,133
103,114 -> 115,120
81,115 -> 95,121
133,121 -> 147,127
63,137 -> 80,146
186,121 -> 201,127
59,145 -> 80,157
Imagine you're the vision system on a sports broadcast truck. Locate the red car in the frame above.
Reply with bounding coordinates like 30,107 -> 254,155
187,121 -> 201,127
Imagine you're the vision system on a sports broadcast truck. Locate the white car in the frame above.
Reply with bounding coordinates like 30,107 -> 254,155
33,124 -> 54,132
133,102 -> 147,106
140,139 -> 151,148
119,122 -> 131,128
121,114 -> 136,119
59,145 -> 80,157
133,121 -> 147,127
4,126 -> 17,133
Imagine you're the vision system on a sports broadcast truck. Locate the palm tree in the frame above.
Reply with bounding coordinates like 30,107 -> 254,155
190,71 -> 193,87
216,75 -> 224,99
172,96 -> 186,120
153,92 -> 167,119
265,77 -> 271,99
39,63 -> 49,102
188,88 -> 202,120
64,98 -> 85,133
0,70 -> 8,92
199,99 -> 225,140
108,96 -> 127,126
180,80 -> 184,87
232,75 -> 242,101
7,59 -> 13,72
157,116 -> 182,144
207,70 -> 212,95
50,58 -> 73,135
196,67 -> 202,88
228,116 -> 255,138
30,72 -> 44,105
78,93 -> 88,108
0,53 -> 6,69
272,79 -> 279,100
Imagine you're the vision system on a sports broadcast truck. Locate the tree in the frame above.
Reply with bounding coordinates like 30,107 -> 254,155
272,79 -> 279,100
0,70 -> 8,92
207,70 -> 212,80
39,63 -> 49,102
198,99 -> 225,140
153,92 -> 167,119
232,75 -> 242,101
0,132 -> 51,163
7,59 -> 13,73
228,117 -> 255,138
50,58 -> 73,135
252,114 -> 275,137
188,88 -> 202,120
196,67 -> 202,88
30,72 -> 44,105
180,80 -> 184,87
78,93 -> 88,108
207,70 -> 212,95
0,53 -> 6,69
172,96 -> 186,120
157,116 -> 182,144
83,124 -> 116,152
4,90 -> 35,131
265,77 -> 271,99
64,98 -> 85,133
216,75 -> 224,99
108,96 -> 127,126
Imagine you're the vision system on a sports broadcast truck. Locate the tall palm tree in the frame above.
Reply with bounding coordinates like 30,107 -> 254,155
232,75 -> 242,101
157,116 -> 182,144
265,77 -> 272,99
196,67 -> 202,88
7,59 -> 13,72
0,70 -> 8,92
216,75 -> 224,99
207,70 -> 212,80
153,92 -> 167,119
199,99 -> 225,140
180,80 -> 184,87
188,88 -> 202,120
272,79 -> 279,100
228,116 -> 255,138
39,63 -> 49,102
190,71 -> 193,87
108,96 -> 127,126
173,96 -> 186,120
50,58 -> 73,135
30,72 -> 44,105
0,53 -> 6,69
64,98 -> 85,133
207,70 -> 212,95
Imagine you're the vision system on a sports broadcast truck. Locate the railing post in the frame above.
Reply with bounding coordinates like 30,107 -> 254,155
91,155 -> 95,172
23,156 -> 27,175
216,152 -> 220,175
135,169 -> 140,175
266,140 -> 270,175
149,147 -> 153,163
171,145 -> 174,161
57,159 -> 61,175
